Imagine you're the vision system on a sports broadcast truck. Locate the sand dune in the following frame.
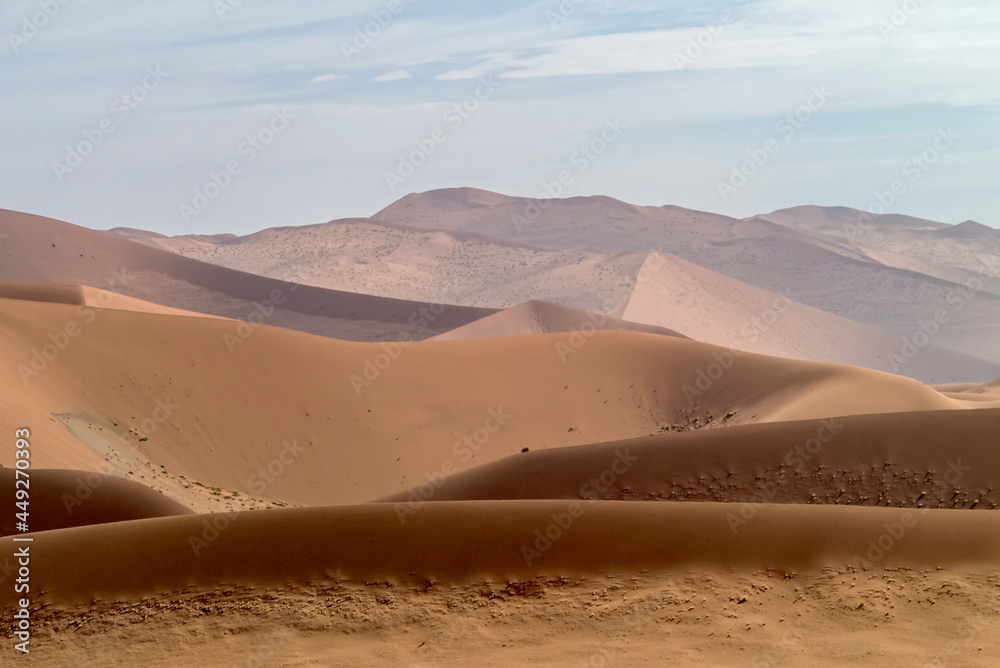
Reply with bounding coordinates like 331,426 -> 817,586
0,209 -> 494,341
378,409 -> 998,510
931,379 -> 1000,402
1,290 -> 988,509
755,205 -> 950,234
374,189 -> 1000,362
6,5 -> 998,662
430,300 -> 688,341
1,232 -> 996,666
0,280 -> 224,319
107,209 -> 1000,383
620,252 -> 1000,383
107,226 -> 234,248
126,188 -> 999,368
3,501 -> 998,609
1,265 -> 996,666
0,468 -> 191,537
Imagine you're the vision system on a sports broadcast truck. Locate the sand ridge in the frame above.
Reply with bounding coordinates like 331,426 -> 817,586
1,291 -> 991,508
1,502 -> 998,610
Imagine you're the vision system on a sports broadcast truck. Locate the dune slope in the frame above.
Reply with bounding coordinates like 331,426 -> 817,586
378,409 -> 999,510
0,209 -> 493,340
431,300 -> 688,341
0,468 -> 192,536
1,292 -> 988,508
374,189 -> 1000,362
2,501 -> 997,609
0,280 -> 225,319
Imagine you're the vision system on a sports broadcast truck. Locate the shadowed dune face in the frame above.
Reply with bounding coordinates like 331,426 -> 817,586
0,468 -> 192,537
1,502 -> 998,609
377,409 -> 999,511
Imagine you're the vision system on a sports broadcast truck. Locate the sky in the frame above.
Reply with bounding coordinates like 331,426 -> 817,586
2,0 -> 999,236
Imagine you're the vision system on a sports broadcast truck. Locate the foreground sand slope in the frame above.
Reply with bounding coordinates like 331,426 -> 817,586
6,569 -> 998,668
1,293 -> 988,507
2,501 -> 997,609
0,209 -> 493,340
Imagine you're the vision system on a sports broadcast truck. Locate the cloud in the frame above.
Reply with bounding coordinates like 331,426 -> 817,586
311,73 -> 347,83
372,69 -> 413,82
2,0 -> 998,233
488,3 -> 1000,80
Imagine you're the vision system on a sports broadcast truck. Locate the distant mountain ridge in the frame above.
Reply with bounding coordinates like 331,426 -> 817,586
98,189 -> 1000,381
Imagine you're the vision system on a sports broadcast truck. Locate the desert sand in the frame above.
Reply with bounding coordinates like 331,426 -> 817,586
4,288 -> 996,506
429,299 -> 689,341
1,198 -> 998,666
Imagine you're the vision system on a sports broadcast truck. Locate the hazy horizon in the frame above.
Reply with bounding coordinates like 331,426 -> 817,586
2,0 -> 999,236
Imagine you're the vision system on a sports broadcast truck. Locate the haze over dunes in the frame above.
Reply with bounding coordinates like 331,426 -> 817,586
374,191 -> 1000,358
0,209 -> 493,341
111,188 -> 1000,381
